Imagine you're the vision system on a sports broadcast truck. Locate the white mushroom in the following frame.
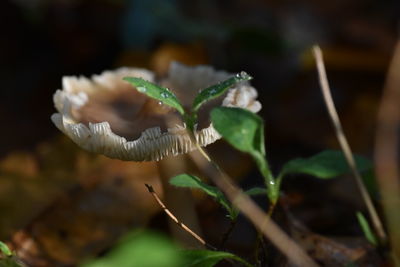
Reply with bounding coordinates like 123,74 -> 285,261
51,62 -> 261,162
51,62 -> 262,247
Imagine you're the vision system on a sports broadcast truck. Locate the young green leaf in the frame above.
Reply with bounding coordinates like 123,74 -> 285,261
170,174 -> 237,219
81,231 -> 183,267
210,107 -> 265,157
181,250 -> 254,267
280,150 -> 372,179
211,107 -> 277,202
0,241 -> 23,267
123,77 -> 185,115
192,72 -> 252,113
356,212 -> 378,246
0,241 -> 12,257
244,187 -> 268,196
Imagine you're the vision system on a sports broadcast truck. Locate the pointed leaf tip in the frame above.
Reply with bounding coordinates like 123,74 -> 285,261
192,72 -> 253,113
123,77 -> 185,115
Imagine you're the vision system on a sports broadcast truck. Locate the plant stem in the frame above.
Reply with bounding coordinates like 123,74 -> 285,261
190,143 -> 319,267
218,219 -> 237,249
254,231 -> 267,266
254,201 -> 277,265
312,45 -> 387,244
251,152 -> 278,203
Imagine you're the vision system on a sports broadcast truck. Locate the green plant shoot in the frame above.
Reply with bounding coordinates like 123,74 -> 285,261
191,71 -> 252,113
124,73 -> 253,132
210,107 -> 278,203
123,77 -> 185,115
170,174 -> 238,220
244,187 -> 268,196
0,241 -> 12,257
280,150 -> 372,179
356,212 -> 378,246
170,174 -> 267,220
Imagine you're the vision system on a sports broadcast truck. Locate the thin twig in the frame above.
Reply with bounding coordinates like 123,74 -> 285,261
189,146 -> 319,267
374,40 -> 400,260
312,45 -> 387,243
144,184 -> 216,250
156,157 -> 203,248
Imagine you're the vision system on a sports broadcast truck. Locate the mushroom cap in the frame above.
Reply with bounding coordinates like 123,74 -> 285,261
51,62 -> 261,161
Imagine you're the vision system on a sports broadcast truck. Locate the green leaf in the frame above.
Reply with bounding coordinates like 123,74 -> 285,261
170,174 -> 237,219
211,107 -> 265,157
244,187 -> 268,196
0,242 -> 23,267
123,77 -> 185,115
192,72 -> 252,113
356,212 -> 378,246
0,241 -> 12,257
80,231 -> 183,267
281,150 -> 373,179
181,250 -> 253,267
211,107 -> 278,202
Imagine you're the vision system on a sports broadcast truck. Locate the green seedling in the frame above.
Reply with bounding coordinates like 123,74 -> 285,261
123,72 -> 251,131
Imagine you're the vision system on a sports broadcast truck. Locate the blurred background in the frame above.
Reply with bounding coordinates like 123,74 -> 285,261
0,0 -> 399,265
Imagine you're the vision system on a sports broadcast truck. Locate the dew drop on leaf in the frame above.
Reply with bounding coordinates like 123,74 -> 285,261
209,88 -> 217,95
137,86 -> 147,93
235,71 -> 252,81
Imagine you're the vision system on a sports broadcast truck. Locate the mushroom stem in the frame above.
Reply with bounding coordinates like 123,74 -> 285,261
156,154 -> 203,248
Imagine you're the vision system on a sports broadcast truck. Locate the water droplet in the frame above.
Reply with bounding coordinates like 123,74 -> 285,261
235,71 -> 252,80
158,101 -> 163,105
209,88 -> 217,95
160,92 -> 169,98
268,179 -> 275,187
137,87 -> 147,92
